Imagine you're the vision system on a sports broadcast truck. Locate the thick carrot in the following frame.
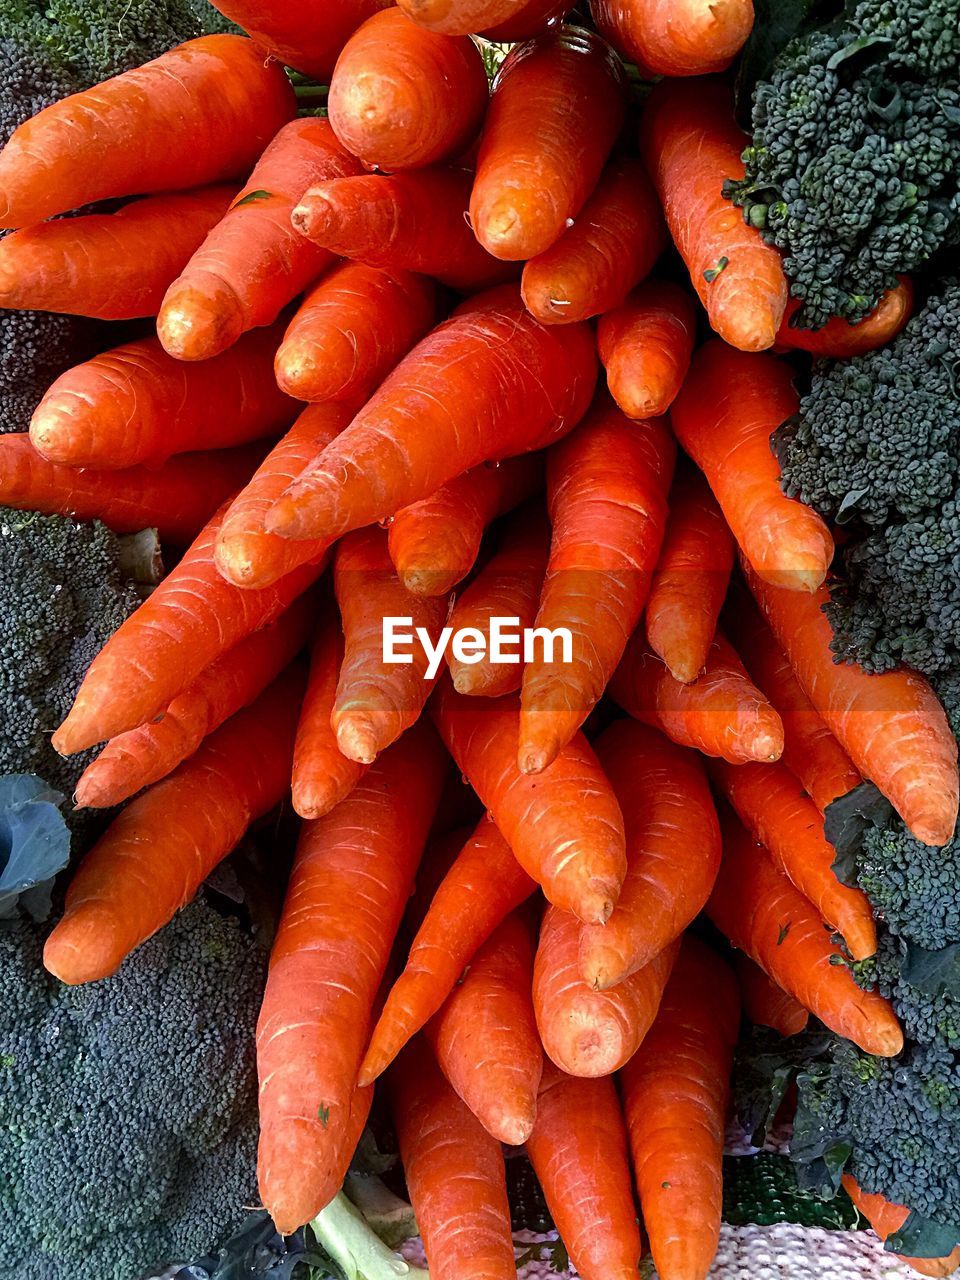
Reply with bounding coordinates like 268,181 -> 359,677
734,953 -> 809,1037
397,0 -> 572,37
267,284 -> 597,545
620,936 -> 740,1280
521,158 -> 665,324
359,815 -> 537,1085
389,1036 -> 516,1280
157,120 -> 362,362
579,720 -> 721,990
597,280 -> 697,422
526,1064 -> 643,1280
744,562 -> 960,848
44,664 -> 305,985
257,724 -> 447,1234
707,811 -> 903,1057
470,27 -> 626,261
207,0 -> 392,79
777,278 -> 913,358
841,1178 -> 960,1279
610,630 -> 785,764
640,78 -> 788,352
275,262 -> 439,404
519,400 -> 675,772
535,905 -> 679,1076
592,0 -> 754,75
0,36 -> 295,229
31,325 -> 296,471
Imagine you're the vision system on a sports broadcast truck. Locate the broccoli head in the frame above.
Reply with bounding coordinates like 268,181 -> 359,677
854,931 -> 960,1051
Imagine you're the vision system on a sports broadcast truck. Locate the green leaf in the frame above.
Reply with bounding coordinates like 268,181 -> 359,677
777,922 -> 791,945
0,774 -> 71,921
888,1211 -> 960,1260
901,941 -> 960,999
824,782 -> 893,888
704,256 -> 729,284
826,32 -> 891,71
232,189 -> 273,208
318,1103 -> 330,1128
734,0 -> 836,122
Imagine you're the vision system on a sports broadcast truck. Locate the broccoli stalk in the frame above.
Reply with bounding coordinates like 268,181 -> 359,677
310,1193 -> 429,1280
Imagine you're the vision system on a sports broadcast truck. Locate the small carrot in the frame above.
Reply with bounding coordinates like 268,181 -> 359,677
206,0 -> 393,79
597,280 -> 698,420
44,664 -> 305,985
777,278 -> 913,358
640,78 -> 788,352
398,0 -> 572,38
0,36 -> 295,229
591,0 -> 754,75
734,953 -> 809,1037
579,721 -> 721,990
841,1178 -> 960,1279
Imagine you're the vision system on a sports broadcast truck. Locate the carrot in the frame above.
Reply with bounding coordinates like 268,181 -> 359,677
610,630 -> 785,764
397,0 -> 572,38
620,936 -> 740,1280
841,1177 -> 960,1279
518,402 -> 674,771
0,36 -> 295,229
734,953 -> 810,1037
591,0 -> 754,75
266,284 -> 597,545
536,904 -> 679,1076
645,467 -> 735,684
257,723 -> 447,1234
639,78 -> 788,352
30,325 -> 296,471
275,262 -> 440,404
206,0 -> 392,79
777,278 -> 913,358
470,27 -> 626,261
579,720 -> 721,990
707,810 -> 903,1057
520,157 -> 665,324
744,561 -> 960,848
389,1036 -> 516,1280
597,280 -> 698,420
432,682 -> 627,924
43,664 -> 305,985
526,1063 -> 643,1280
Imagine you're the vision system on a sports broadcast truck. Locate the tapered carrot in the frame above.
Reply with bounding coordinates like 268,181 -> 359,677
521,158 -> 665,324
360,816 -> 537,1085
258,724 -> 447,1234
31,325 -> 296,471
207,0 -> 392,79
44,665 -> 306,986
592,0 -> 754,75
734,953 -> 809,1037
519,400 -> 675,772
597,280 -> 698,420
470,27 -> 626,261
640,78 -> 788,352
777,279 -> 913,358
707,811 -> 903,1057
267,285 -> 597,545
398,0 -> 572,37
621,936 -> 740,1280
0,36 -> 295,229
841,1178 -> 960,1279
526,1064 -> 643,1280
579,721 -> 720,990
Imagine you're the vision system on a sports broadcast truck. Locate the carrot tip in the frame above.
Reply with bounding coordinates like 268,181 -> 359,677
335,716 -> 381,766
43,910 -> 123,984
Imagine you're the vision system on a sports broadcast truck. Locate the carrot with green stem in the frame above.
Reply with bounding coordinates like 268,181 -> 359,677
397,0 -> 572,37
841,1178 -> 960,1279
734,953 -> 810,1037
597,280 -> 698,420
206,0 -> 392,79
777,278 -> 913,358
591,0 -> 754,75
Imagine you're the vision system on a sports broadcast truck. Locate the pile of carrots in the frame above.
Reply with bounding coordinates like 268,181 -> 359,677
0,3 -> 950,1278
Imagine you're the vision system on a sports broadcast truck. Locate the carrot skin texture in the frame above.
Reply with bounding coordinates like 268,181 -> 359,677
776,278 -> 913,358
597,279 -> 698,420
735,953 -> 810,1037
841,1178 -> 960,1279
205,0 -> 392,79
397,0 -> 572,38
592,0 -> 754,75
0,36 -> 295,229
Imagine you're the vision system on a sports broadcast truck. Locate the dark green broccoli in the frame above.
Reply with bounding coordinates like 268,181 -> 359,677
854,931 -> 960,1050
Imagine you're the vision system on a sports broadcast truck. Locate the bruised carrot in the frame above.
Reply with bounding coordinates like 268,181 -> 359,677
206,0 -> 392,79
777,278 -> 913,358
0,36 -> 295,229
591,0 -> 754,75
398,0 -> 572,37
735,953 -> 810,1037
841,1178 -> 960,1279
597,280 -> 698,420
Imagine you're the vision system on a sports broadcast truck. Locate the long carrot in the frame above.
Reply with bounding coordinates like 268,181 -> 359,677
397,0 -> 572,37
734,953 -> 809,1037
620,936 -> 740,1280
518,401 -> 674,771
597,280 -> 698,420
257,724 -> 447,1234
526,1064 -> 644,1280
744,561 -> 960,848
707,810 -> 903,1057
43,664 -> 305,985
640,78 -> 788,352
521,158 -> 665,324
777,278 -> 913,358
579,720 -> 721,990
266,284 -> 597,545
206,0 -> 392,79
841,1178 -> 960,1279
433,682 -> 626,923
470,27 -> 626,261
591,0 -> 754,75
359,815 -> 537,1085
0,36 -> 295,229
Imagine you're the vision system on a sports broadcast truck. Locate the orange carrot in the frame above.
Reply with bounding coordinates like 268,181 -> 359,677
206,0 -> 392,79
640,78 -> 788,352
267,284 -> 597,545
521,157 -> 665,324
535,905 -> 679,1076
398,0 -> 572,37
592,0 -> 754,75
257,724 -> 447,1233
744,562 -> 959,847
621,936 -> 740,1280
31,325 -> 296,471
275,262 -> 439,403
579,721 -> 721,990
526,1063 -> 644,1280
707,810 -> 903,1056
597,280 -> 698,420
482,0 -> 576,39
735,953 -> 810,1037
841,1178 -> 960,1279
44,664 -> 305,985
519,400 -> 675,772
777,278 -> 913,358
0,36 -> 295,229
610,630 -> 785,764
470,27 -> 625,261
360,815 -> 537,1085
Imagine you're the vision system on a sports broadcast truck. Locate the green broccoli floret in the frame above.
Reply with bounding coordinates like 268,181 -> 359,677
855,932 -> 960,1050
